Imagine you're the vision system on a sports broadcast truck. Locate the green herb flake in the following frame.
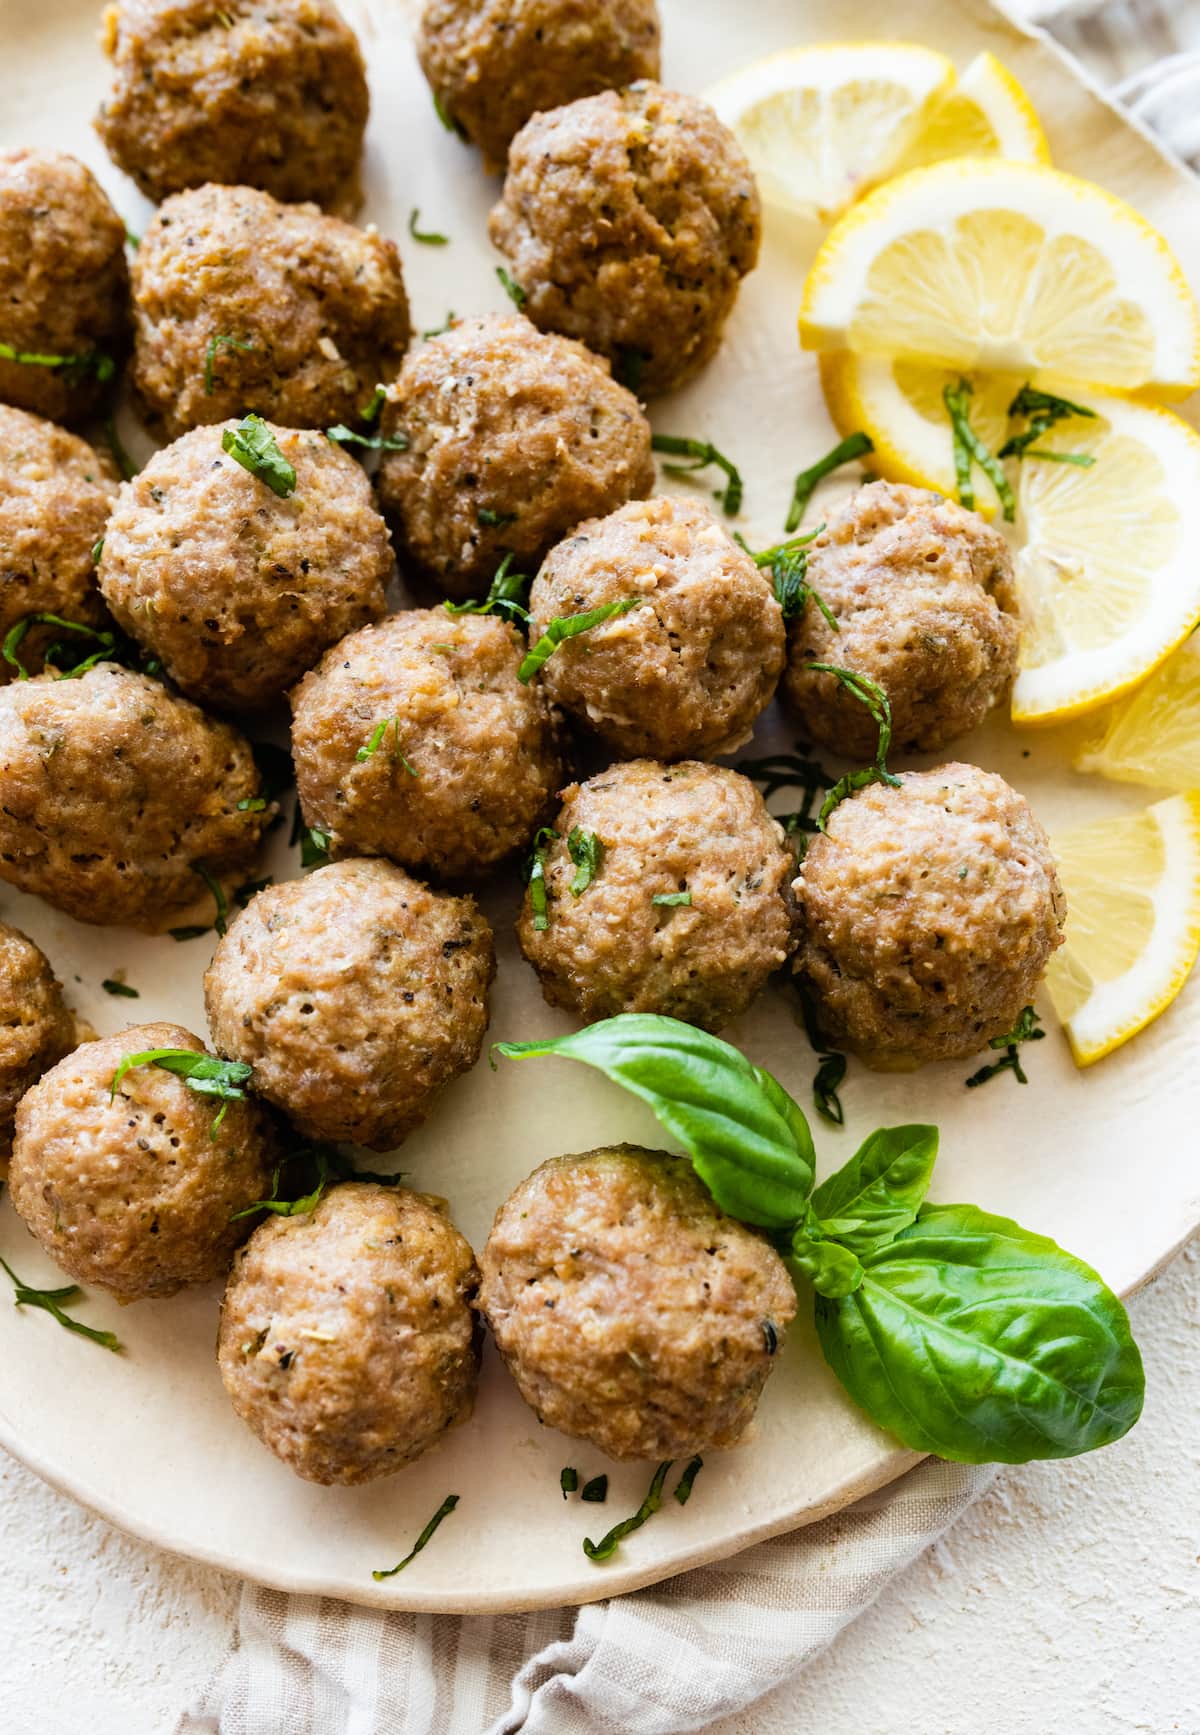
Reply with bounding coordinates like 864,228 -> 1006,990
583,1461 -> 672,1562
0,340 -> 115,385
221,414 -> 297,498
124,226 -> 141,250
797,981 -> 847,1127
581,1474 -> 609,1504
560,1466 -> 579,1498
943,380 -> 1016,522
786,432 -> 875,532
355,717 -> 418,774
192,864 -> 229,937
2,613 -> 117,682
518,597 -> 640,683
360,383 -> 387,425
203,333 -> 254,396
373,1494 -> 460,1579
966,1004 -> 1046,1089
443,552 -> 531,625
567,826 -> 604,897
325,424 -> 408,453
409,207 -> 449,246
673,1456 -> 704,1506
806,664 -> 901,827
496,266 -> 527,308
422,311 -> 456,340
477,505 -> 517,528
999,383 -> 1098,469
0,1254 -> 121,1353
101,978 -> 139,998
748,527 -> 836,626
652,433 -> 743,516
526,826 -> 558,932
652,889 -> 691,908
110,1046 -> 252,1140
237,796 -> 266,812
91,537 -> 104,565
433,90 -> 465,137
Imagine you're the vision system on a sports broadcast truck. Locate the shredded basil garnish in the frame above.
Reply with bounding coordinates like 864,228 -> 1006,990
526,827 -> 558,931
560,1467 -> 579,1498
221,414 -> 296,498
518,598 -> 640,683
477,506 -> 517,528
966,1005 -> 1046,1089
92,538 -> 104,565
105,416 -> 138,482
192,864 -> 229,937
373,1494 -> 460,1579
355,717 -> 418,775
409,208 -> 449,246
231,1143 -> 404,1223
203,333 -> 254,395
943,380 -> 1016,521
673,1456 -> 704,1506
786,432 -> 874,532
999,384 -> 1097,468
422,311 -> 456,340
0,1253 -> 121,1353
496,266 -> 527,308
360,383 -> 387,425
583,1461 -> 672,1562
326,424 -> 408,453
652,890 -> 691,908
0,340 -> 115,384
432,90 -> 466,138
101,978 -> 139,998
581,1474 -> 609,1504
805,665 -> 901,827
443,553 -> 531,625
651,433 -> 743,516
110,1047 -> 253,1140
797,980 -> 847,1126
2,613 -> 117,681
567,827 -> 604,896
745,527 -> 836,625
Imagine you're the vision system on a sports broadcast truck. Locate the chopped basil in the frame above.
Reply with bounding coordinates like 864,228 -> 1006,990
567,826 -> 604,896
101,978 -> 139,998
518,598 -> 640,683
746,528 -> 836,626
477,505 -> 517,528
966,1005 -> 1046,1089
432,90 -> 466,138
943,380 -> 1016,522
360,383 -> 387,425
581,1474 -> 609,1504
409,208 -> 449,246
786,432 -> 874,532
356,717 -> 418,775
736,746 -> 830,841
325,424 -> 408,453
124,226 -> 140,249
652,890 -> 691,908
1000,383 -> 1097,468
237,797 -> 266,812
652,433 -> 743,516
583,1461 -> 672,1562
0,340 -> 115,384
221,414 -> 296,498
91,537 -> 104,564
373,1494 -> 460,1579
496,265 -> 527,308
110,1046 -> 253,1140
526,827 -> 558,931
673,1456 -> 704,1506
2,613 -> 117,681
443,552 -> 531,626
560,1467 -> 578,1498
192,864 -> 229,937
104,416 -> 138,482
797,980 -> 847,1127
805,664 -> 901,827
422,311 -> 456,340
232,1143 -> 405,1222
234,875 -> 272,909
203,333 -> 254,395
0,1253 -> 121,1353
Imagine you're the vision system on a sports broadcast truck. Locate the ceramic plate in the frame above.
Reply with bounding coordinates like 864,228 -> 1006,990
1,0 -> 1198,1613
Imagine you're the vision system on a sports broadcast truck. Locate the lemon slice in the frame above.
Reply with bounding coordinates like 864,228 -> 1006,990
1046,793 -> 1200,1063
800,158 -> 1200,397
1013,393 -> 1200,723
1074,635 -> 1200,790
707,43 -> 955,223
820,351 -> 1015,517
892,52 -> 1050,174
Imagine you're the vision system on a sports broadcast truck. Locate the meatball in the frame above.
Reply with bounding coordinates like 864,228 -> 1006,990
97,0 -> 369,211
528,495 -> 784,759
0,662 -> 270,930
793,763 -> 1066,1071
479,1146 -> 796,1461
218,1183 -> 480,1484
376,314 -> 654,600
130,183 -> 411,438
489,84 -> 761,396
0,149 -> 129,424
9,1022 -> 275,1302
205,859 -> 495,1149
98,422 -> 392,709
517,760 -> 794,1030
783,481 -> 1020,758
0,404 -> 117,682
291,609 -> 561,879
418,0 -> 660,170
0,923 -> 75,1172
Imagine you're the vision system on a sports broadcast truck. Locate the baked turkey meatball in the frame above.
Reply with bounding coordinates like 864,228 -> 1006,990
793,763 -> 1066,1071
528,495 -> 784,759
783,481 -> 1019,758
9,1022 -> 275,1302
0,662 -> 270,930
0,404 -> 117,682
218,1183 -> 481,1484
479,1146 -> 796,1461
205,859 -> 494,1149
418,0 -> 661,170
97,0 -> 369,211
0,923 -> 76,1172
0,149 -> 128,424
291,609 -> 561,879
489,84 -> 761,396
376,314 -> 654,599
131,183 -> 411,438
98,421 -> 392,709
518,760 -> 794,1030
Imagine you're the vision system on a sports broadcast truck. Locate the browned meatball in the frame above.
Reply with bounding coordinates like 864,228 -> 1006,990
794,763 -> 1066,1071
376,314 -> 655,600
784,482 -> 1020,758
0,404 -> 117,682
9,1022 -> 275,1302
479,1146 -> 796,1461
205,859 -> 495,1149
0,922 -> 76,1172
131,183 -> 411,438
489,84 -> 761,396
518,760 -> 795,1030
0,663 -> 270,930
97,0 -> 369,211
529,495 -> 784,759
418,0 -> 660,170
98,422 -> 393,709
0,149 -> 128,424
291,609 -> 561,879
218,1183 -> 481,1485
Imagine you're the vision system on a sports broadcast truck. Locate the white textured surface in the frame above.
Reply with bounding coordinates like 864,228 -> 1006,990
0,1239 -> 1194,1734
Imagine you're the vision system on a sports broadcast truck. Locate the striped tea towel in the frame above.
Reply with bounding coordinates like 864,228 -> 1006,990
177,11 -> 1198,1731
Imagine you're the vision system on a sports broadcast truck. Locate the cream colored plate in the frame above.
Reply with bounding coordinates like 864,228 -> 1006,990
1,0 -> 1199,1614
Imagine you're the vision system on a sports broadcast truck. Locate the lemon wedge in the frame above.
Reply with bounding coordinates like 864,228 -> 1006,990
1046,793 -> 1200,1063
891,51 -> 1050,174
1074,635 -> 1200,791
707,42 -> 955,223
800,158 -> 1200,397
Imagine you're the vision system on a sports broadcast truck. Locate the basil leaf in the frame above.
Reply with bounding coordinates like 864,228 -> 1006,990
813,1203 -> 1144,1463
494,1014 -> 815,1229
567,826 -> 604,896
221,414 -> 296,497
810,1124 -> 938,1254
518,598 -> 640,684
787,1210 -> 864,1299
651,433 -> 743,516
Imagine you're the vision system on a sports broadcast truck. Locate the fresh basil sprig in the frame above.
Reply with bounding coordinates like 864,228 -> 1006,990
493,1016 -> 1144,1465
221,414 -> 296,497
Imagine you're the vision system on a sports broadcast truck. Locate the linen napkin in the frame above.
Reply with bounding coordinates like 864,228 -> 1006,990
178,9 -> 1198,1731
